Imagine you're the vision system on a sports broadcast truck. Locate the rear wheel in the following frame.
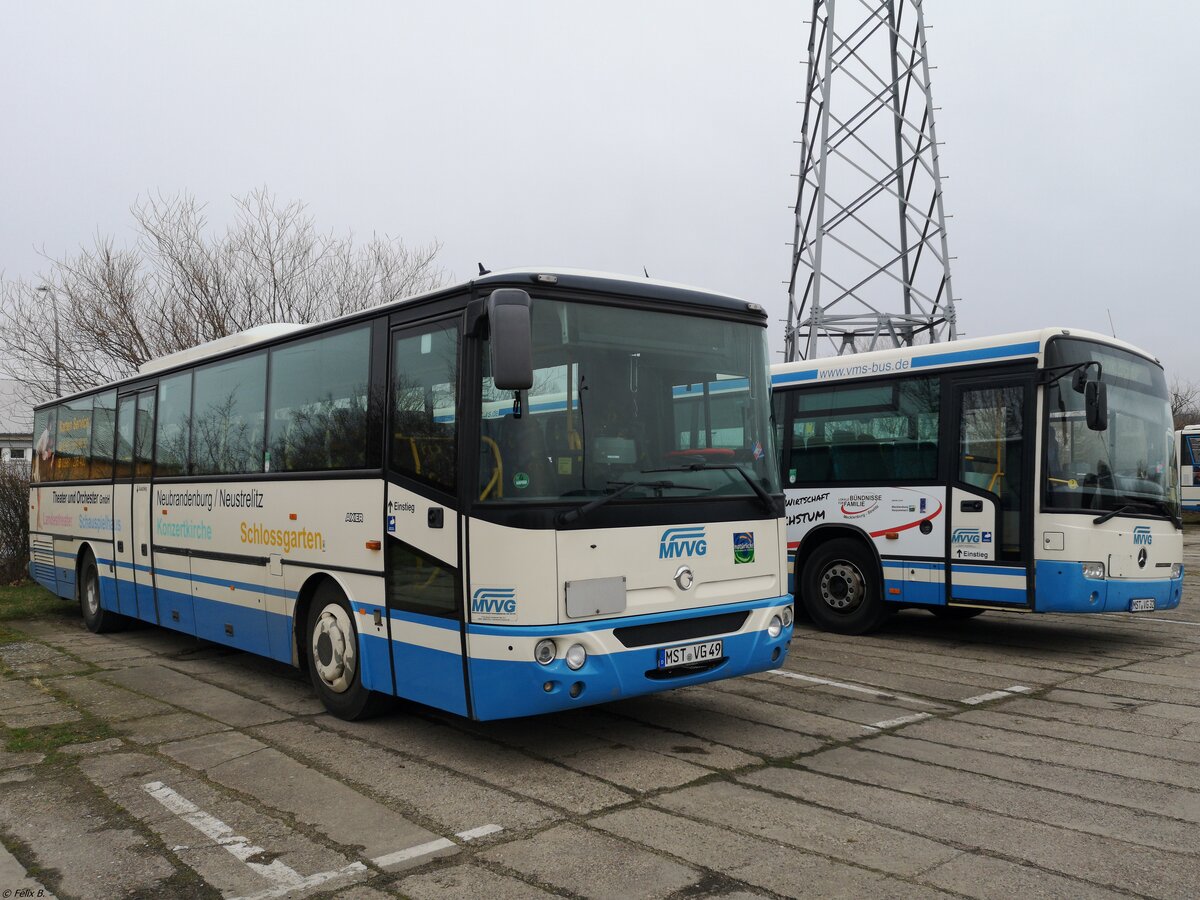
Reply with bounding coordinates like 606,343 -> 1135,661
79,552 -> 122,633
800,538 -> 888,634
305,582 -> 391,720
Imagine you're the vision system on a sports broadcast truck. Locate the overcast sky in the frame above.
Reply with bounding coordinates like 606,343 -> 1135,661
1,1 -> 1195,382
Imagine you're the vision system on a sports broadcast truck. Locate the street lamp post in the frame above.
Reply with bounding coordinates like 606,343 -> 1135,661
36,285 -> 61,398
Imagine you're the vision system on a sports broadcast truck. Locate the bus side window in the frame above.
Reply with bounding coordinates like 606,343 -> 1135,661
391,322 -> 459,494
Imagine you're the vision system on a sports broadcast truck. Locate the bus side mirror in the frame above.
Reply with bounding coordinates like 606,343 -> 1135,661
487,289 -> 534,391
1085,380 -> 1108,431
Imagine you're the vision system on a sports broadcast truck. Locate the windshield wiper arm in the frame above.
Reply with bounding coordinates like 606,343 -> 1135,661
645,463 -> 777,514
1093,498 -> 1180,529
1092,504 -> 1142,526
556,480 -> 701,526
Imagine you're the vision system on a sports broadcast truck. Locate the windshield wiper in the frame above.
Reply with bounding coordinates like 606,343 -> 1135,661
1093,498 -> 1181,529
556,479 -> 704,526
646,463 -> 777,515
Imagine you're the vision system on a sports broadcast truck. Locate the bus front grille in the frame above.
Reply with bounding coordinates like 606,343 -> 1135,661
613,611 -> 748,648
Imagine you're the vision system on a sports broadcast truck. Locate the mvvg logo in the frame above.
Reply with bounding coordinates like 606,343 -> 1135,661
1133,526 -> 1153,545
660,527 -> 707,559
471,588 -> 517,616
952,528 -> 992,544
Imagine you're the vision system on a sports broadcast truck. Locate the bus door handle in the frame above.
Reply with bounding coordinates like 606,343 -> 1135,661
117,540 -> 124,553
427,508 -> 444,529
140,543 -> 148,556
960,499 -> 983,513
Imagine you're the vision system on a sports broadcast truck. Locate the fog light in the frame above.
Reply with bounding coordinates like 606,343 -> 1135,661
569,681 -> 584,698
1171,563 -> 1184,580
1081,562 -> 1105,580
767,615 -> 783,638
534,639 -> 557,665
781,605 -> 794,628
565,643 -> 587,670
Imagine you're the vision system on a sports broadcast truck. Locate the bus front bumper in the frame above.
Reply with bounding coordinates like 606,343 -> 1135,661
466,595 -> 793,721
1035,561 -> 1183,613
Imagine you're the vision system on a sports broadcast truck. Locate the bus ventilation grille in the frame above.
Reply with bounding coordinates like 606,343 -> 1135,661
613,611 -> 748,649
31,538 -> 55,584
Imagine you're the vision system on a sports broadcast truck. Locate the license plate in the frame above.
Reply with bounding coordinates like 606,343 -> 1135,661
1130,598 -> 1156,612
658,639 -> 723,669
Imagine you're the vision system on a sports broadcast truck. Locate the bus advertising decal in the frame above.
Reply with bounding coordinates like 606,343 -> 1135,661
839,494 -> 882,517
471,588 -> 518,622
733,532 -> 755,564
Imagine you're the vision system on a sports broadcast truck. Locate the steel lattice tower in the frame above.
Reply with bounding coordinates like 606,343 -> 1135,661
784,0 -> 957,361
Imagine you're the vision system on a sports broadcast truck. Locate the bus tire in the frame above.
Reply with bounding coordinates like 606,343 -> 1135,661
79,551 -> 122,634
931,606 -> 985,620
800,538 -> 888,634
305,582 -> 391,721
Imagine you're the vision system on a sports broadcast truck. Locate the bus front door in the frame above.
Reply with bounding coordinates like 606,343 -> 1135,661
947,376 -> 1034,608
112,389 -> 157,622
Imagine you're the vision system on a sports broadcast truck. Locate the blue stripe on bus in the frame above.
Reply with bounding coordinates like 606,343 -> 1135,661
99,557 -> 297,599
465,595 -> 790,638
911,340 -> 1041,369
950,564 -> 1026,577
950,584 -> 1028,604
770,369 -> 819,386
882,559 -> 944,571
389,608 -> 460,631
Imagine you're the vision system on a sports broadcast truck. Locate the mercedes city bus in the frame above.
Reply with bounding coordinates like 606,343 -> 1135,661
29,269 -> 792,719
771,328 -> 1183,633
1177,424 -> 1200,512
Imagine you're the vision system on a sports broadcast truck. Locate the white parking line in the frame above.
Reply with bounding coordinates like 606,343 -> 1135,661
1109,615 -> 1200,626
145,780 -> 503,898
863,712 -> 933,731
767,669 -> 944,708
960,685 -> 1032,705
371,823 -> 503,867
144,781 -> 366,897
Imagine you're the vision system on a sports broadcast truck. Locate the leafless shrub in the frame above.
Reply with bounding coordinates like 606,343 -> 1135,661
0,463 -> 30,583
0,188 -> 443,404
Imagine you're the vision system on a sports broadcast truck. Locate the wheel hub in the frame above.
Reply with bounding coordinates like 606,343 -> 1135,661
820,561 -> 864,613
312,605 -> 356,694
85,573 -> 100,615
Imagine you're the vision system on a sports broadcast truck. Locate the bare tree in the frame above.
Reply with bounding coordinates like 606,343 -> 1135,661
1171,377 -> 1200,430
0,188 -> 444,403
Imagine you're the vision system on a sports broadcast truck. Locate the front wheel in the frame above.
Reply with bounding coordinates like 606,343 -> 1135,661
79,553 -> 123,633
305,583 -> 391,720
799,538 -> 888,634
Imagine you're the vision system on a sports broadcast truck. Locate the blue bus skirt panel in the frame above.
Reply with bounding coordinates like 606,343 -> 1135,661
1034,561 -> 1183,613
465,596 -> 794,721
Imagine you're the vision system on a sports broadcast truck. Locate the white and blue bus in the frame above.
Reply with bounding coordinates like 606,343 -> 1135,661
29,269 -> 792,719
771,328 -> 1183,633
1177,424 -> 1200,512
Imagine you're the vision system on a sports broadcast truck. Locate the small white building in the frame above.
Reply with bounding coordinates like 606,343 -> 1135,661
0,379 -> 32,466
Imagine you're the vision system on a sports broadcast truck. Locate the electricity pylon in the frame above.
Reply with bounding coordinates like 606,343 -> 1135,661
784,0 -> 957,361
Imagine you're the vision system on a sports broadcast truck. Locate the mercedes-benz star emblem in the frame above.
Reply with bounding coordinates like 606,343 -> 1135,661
1137,548 -> 1148,569
674,565 -> 694,590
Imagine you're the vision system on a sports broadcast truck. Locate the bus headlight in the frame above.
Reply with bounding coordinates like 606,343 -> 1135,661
534,639 -> 557,665
782,605 -> 794,628
1171,563 -> 1184,580
565,644 -> 587,670
1081,562 -> 1105,580
767,616 -> 783,638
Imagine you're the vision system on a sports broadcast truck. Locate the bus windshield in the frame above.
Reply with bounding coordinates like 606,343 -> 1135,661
478,298 -> 779,504
1045,338 -> 1179,520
